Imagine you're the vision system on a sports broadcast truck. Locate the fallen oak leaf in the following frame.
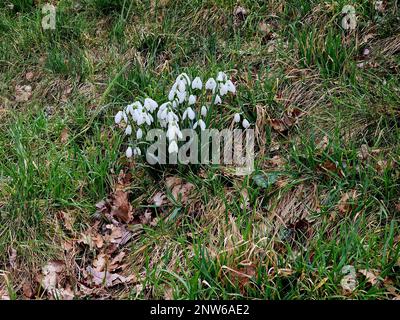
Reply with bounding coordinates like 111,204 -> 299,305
165,176 -> 194,204
359,269 -> 381,286
86,266 -> 136,288
338,190 -> 358,215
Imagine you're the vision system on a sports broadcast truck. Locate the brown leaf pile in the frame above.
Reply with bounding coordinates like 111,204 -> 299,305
269,108 -> 303,133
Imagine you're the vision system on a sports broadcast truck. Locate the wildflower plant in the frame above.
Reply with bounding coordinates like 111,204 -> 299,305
114,72 -> 251,166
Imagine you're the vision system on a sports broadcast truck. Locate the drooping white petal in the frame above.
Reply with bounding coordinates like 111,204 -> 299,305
122,111 -> 128,123
126,147 -> 133,158
214,95 -> 222,105
136,128 -> 143,139
205,78 -> 217,92
201,105 -> 208,117
219,84 -> 228,96
188,95 -> 196,105
234,113 -> 241,123
242,118 -> 250,129
216,71 -> 227,82
168,140 -> 179,154
226,80 -> 236,93
144,98 -> 158,112
187,107 -> 195,120
177,90 -> 186,104
125,125 -> 132,135
115,111 -> 123,124
198,119 -> 206,131
191,77 -> 202,90
182,109 -> 188,120
133,147 -> 141,156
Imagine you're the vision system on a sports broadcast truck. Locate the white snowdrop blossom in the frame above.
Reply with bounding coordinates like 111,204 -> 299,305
226,80 -> 236,94
191,77 -> 202,90
193,119 -> 206,131
201,105 -> 208,117
242,118 -> 250,129
183,107 -> 196,120
205,78 -> 217,92
115,71 -> 245,161
219,83 -> 228,96
115,111 -> 123,124
126,146 -> 133,158
136,128 -> 143,139
214,95 -> 222,105
168,140 -> 179,154
125,125 -> 132,135
188,95 -> 196,105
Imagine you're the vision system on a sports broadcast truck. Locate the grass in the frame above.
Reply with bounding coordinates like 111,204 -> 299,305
0,0 -> 399,299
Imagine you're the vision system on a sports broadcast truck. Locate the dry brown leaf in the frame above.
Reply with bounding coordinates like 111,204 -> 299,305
60,128 -> 69,144
41,260 -> 65,294
86,266 -> 136,288
269,108 -> 302,132
8,247 -> 17,268
15,85 -> 32,102
165,176 -> 194,204
316,136 -> 329,152
25,72 -> 34,81
338,190 -> 358,215
22,281 -> 35,299
359,269 -> 380,286
104,224 -> 133,247
59,210 -> 74,231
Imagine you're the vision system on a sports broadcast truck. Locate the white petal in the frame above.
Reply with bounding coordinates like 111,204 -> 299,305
214,95 -> 222,105
136,128 -> 143,139
134,147 -> 141,156
188,107 -> 196,120
115,111 -> 123,124
126,147 -> 133,158
199,119 -> 206,131
205,78 -> 216,91
125,125 -> 132,135
182,110 -> 188,120
191,77 -> 202,90
216,71 -> 227,82
242,119 -> 250,129
219,84 -> 228,96
188,95 -> 196,105
226,80 -> 236,93
168,140 -> 178,154
201,105 -> 207,117
234,113 -> 241,123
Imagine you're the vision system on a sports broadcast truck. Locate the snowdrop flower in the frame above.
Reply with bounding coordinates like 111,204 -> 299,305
226,80 -> 236,94
219,83 -> 228,96
168,140 -> 179,154
177,90 -> 186,104
136,128 -> 143,139
234,113 -> 241,123
133,147 -> 141,156
167,122 -> 183,141
242,118 -> 250,129
216,71 -> 227,82
168,83 -> 178,101
205,78 -> 217,92
122,111 -> 128,123
115,111 -> 123,124
182,107 -> 196,120
125,125 -> 132,135
191,77 -> 202,90
126,104 -> 134,116
201,105 -> 208,117
144,98 -> 158,112
178,79 -> 186,93
126,146 -> 133,158
193,119 -> 206,131
188,95 -> 196,105
214,95 -> 222,105
167,111 -> 179,122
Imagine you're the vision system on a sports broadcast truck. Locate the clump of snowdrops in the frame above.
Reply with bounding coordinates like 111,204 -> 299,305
114,71 -> 250,159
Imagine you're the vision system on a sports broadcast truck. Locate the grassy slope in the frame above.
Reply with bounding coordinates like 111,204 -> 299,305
0,0 -> 399,299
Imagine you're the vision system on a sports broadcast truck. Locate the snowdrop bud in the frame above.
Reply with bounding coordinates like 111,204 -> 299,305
133,147 -> 141,156
125,125 -> 132,135
115,111 -> 123,124
219,84 -> 228,96
242,118 -> 250,129
188,95 -> 196,105
192,77 -> 202,90
168,83 -> 177,101
205,78 -> 217,92
136,128 -> 143,139
201,105 -> 208,117
126,147 -> 133,158
234,113 -> 241,123
214,95 -> 222,105
126,104 -> 134,116
226,80 -> 236,94
168,140 -> 179,154
216,71 -> 227,82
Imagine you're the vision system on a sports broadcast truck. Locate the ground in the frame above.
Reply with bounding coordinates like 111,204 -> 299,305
0,0 -> 399,299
